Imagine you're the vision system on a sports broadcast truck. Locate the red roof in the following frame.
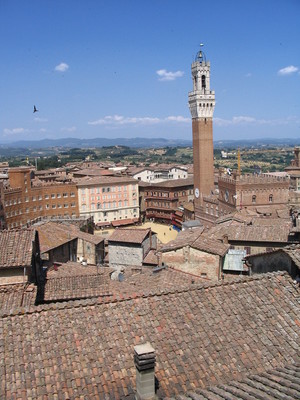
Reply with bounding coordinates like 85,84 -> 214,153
111,218 -> 138,227
0,228 -> 36,269
109,228 -> 150,244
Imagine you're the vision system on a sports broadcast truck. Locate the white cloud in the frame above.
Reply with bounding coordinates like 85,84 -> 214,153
156,69 -> 184,81
55,62 -> 69,72
278,65 -> 298,75
245,72 -> 252,78
166,116 -> 190,123
61,126 -> 77,132
88,114 -> 191,126
3,127 -> 28,136
214,115 -> 299,127
34,117 -> 48,122
88,115 -> 160,126
232,116 -> 256,124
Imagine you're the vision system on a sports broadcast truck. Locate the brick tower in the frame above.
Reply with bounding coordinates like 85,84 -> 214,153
188,45 -> 215,220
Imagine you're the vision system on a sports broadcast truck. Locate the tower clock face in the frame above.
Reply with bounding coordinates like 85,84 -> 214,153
195,188 -> 200,198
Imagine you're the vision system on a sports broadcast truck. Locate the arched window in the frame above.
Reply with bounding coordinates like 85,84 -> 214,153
201,75 -> 206,89
97,203 -> 101,209
252,195 -> 256,203
269,194 -> 273,203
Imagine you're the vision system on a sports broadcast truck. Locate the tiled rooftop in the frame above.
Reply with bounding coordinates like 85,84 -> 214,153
42,262 -> 111,302
0,272 -> 298,398
160,227 -> 204,252
35,221 -> 104,253
0,264 -> 206,316
108,228 -> 151,244
76,175 -> 136,186
0,228 -> 36,269
165,359 -> 300,399
245,244 -> 300,269
138,176 -> 194,188
159,227 -> 229,256
207,223 -> 292,243
143,250 -> 159,265
0,283 -> 37,315
35,221 -> 76,253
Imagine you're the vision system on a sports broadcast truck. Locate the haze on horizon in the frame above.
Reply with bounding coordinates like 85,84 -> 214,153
0,0 -> 299,144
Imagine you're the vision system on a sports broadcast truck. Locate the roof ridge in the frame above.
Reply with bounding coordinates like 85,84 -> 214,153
0,271 -> 292,319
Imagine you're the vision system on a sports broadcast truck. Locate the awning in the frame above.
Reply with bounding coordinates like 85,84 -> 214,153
96,221 -> 111,227
111,218 -> 139,227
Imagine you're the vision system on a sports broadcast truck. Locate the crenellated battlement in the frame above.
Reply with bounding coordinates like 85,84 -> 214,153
218,174 -> 289,185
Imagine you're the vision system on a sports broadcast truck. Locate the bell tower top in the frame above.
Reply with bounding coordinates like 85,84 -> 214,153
188,44 -> 215,119
195,44 -> 206,63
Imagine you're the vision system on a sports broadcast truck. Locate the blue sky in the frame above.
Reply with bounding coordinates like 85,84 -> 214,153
0,0 -> 299,143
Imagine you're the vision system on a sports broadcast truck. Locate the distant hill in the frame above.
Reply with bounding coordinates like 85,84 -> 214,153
0,136 -> 299,150
214,137 -> 300,148
0,137 -> 192,149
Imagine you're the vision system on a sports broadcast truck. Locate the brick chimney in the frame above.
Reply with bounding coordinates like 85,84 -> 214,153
222,234 -> 229,244
134,342 -> 156,400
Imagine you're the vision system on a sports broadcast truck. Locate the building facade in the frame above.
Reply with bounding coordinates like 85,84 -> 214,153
139,177 -> 194,227
3,168 -> 79,229
131,165 -> 188,183
108,228 -> 156,270
218,171 -> 290,215
77,176 -> 139,227
188,46 -> 215,220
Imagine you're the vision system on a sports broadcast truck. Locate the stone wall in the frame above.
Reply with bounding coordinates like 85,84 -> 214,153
161,246 -> 220,280
231,243 -> 284,256
0,268 -> 28,284
77,239 -> 96,265
109,243 -> 143,269
142,235 -> 151,257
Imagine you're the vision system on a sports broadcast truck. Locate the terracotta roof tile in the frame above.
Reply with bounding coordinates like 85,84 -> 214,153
138,176 -> 194,188
0,228 -> 35,268
143,250 -> 159,265
169,359 -> 300,399
108,228 -> 151,244
160,229 -> 229,257
76,175 -> 136,186
160,227 -> 204,252
0,272 -> 298,398
35,221 -> 104,252
245,244 -> 300,269
35,222 -> 77,253
208,224 -> 291,243
192,235 -> 230,257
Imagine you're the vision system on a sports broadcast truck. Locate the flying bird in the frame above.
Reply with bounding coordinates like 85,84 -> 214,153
33,105 -> 38,113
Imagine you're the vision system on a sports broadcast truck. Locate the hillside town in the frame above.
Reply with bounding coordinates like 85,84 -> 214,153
0,48 -> 299,399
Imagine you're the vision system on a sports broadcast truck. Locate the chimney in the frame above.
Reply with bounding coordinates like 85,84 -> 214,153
222,234 -> 229,244
134,342 -> 156,400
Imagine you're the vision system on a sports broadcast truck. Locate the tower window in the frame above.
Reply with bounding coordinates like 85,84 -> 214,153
252,195 -> 256,203
201,75 -> 206,89
269,194 -> 273,203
